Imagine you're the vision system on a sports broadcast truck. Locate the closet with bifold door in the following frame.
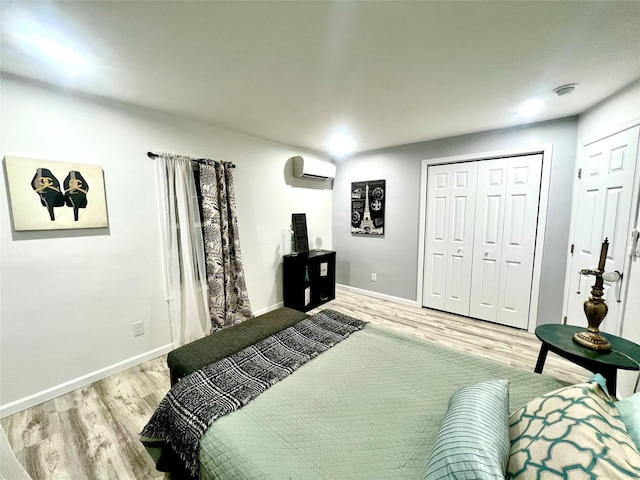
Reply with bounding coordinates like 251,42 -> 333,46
422,154 -> 543,329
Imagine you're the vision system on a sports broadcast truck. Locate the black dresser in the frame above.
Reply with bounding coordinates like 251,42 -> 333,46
283,250 -> 336,312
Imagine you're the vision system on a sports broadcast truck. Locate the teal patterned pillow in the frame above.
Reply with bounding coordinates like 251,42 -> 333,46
424,379 -> 510,480
507,379 -> 640,479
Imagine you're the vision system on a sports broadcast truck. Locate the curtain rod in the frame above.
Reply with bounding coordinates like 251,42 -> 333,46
147,151 -> 235,168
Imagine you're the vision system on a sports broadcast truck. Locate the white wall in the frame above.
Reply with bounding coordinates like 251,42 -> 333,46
577,78 -> 640,399
0,77 -> 332,416
577,79 -> 640,142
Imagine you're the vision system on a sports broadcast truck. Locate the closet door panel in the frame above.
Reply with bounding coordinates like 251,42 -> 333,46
447,254 -> 465,300
451,196 -> 468,241
477,256 -> 499,313
445,162 -> 477,315
423,165 -> 451,310
496,155 -> 543,328
470,159 -> 507,321
423,162 -> 477,315
429,253 -> 446,300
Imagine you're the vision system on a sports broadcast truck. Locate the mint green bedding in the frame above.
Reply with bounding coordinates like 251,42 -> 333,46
199,324 -> 567,479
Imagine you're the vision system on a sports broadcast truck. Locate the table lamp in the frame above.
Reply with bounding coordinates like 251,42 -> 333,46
573,238 -> 612,351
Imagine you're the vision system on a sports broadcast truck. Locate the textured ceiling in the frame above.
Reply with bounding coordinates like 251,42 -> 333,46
2,1 -> 639,154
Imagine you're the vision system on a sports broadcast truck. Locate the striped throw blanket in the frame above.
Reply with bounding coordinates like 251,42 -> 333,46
141,309 -> 367,475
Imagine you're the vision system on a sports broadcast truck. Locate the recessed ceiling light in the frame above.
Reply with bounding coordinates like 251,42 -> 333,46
7,8 -> 90,69
518,99 -> 544,118
15,33 -> 88,66
328,131 -> 356,157
553,83 -> 578,97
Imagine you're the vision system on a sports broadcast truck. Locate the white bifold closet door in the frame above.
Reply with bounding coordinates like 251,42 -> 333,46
423,154 -> 542,329
470,155 -> 543,329
423,162 -> 478,315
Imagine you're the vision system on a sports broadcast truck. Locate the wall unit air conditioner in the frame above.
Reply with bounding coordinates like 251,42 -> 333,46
291,156 -> 336,180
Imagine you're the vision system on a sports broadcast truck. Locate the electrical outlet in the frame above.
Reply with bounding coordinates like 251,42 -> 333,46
132,321 -> 144,337
371,272 -> 377,282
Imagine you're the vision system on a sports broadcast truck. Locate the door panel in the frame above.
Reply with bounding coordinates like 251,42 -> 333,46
444,163 -> 477,314
434,196 -> 447,240
448,254 -> 465,300
603,187 -> 622,246
500,261 -> 521,312
506,195 -> 526,245
423,164 -> 451,310
496,155 -> 542,328
470,159 -> 508,320
429,253 -> 445,299
478,257 -> 498,307
565,126 -> 640,335
452,196 -> 467,241
484,196 -> 503,244
470,155 -> 542,328
423,162 -> 477,314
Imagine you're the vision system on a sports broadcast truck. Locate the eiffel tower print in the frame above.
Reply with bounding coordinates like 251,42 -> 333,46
351,180 -> 385,235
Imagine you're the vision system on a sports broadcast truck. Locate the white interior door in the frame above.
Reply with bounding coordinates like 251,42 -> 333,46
423,162 -> 477,315
470,154 -> 542,328
423,164 -> 450,310
564,126 -> 640,335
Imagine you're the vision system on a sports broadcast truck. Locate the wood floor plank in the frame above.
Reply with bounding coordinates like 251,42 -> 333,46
310,287 -> 592,385
2,286 -> 594,479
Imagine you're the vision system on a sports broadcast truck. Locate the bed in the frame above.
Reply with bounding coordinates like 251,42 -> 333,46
142,309 -> 640,480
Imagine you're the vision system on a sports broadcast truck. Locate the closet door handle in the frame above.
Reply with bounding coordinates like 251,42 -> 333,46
457,248 -> 464,254
484,251 -> 490,257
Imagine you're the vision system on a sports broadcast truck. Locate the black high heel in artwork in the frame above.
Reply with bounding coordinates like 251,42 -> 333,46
64,171 -> 89,221
31,168 -> 65,221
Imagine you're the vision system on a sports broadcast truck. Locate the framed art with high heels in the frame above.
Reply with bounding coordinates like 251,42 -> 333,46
4,156 -> 109,231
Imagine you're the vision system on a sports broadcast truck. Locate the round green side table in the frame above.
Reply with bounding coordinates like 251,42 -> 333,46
534,324 -> 640,393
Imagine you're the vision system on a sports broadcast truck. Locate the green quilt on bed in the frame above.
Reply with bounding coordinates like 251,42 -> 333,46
199,324 -> 568,479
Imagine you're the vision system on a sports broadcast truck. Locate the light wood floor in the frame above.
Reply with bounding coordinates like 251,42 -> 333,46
2,287 -> 591,480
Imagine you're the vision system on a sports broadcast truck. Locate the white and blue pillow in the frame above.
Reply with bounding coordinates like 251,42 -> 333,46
424,379 -> 510,480
507,375 -> 640,479
424,376 -> 640,480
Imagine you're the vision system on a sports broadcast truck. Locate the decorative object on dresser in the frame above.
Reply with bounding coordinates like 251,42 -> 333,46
291,212 -> 309,254
283,249 -> 336,312
573,237 -> 613,350
4,156 -> 108,230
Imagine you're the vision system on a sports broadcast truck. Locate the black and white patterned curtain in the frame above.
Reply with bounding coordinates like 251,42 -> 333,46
199,162 -> 253,330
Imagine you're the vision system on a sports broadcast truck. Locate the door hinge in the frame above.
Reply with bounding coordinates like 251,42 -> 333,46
570,244 -> 574,254
577,168 -> 582,179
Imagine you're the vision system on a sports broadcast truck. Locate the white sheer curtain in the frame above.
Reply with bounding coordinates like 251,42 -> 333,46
156,154 -> 209,346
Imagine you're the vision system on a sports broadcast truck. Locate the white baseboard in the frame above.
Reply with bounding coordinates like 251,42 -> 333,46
336,284 -> 419,307
252,302 -> 285,317
0,343 -> 174,419
256,287 -> 418,316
